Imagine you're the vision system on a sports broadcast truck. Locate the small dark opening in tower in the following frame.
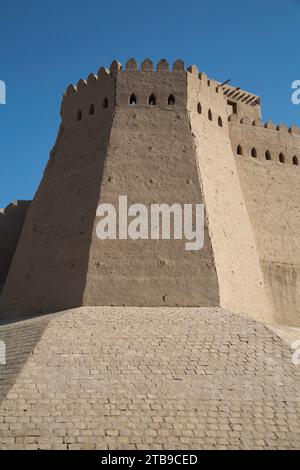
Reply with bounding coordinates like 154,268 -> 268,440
293,156 -> 299,166
227,100 -> 237,115
251,148 -> 257,158
77,110 -> 82,121
149,94 -> 156,106
129,94 -> 137,105
265,150 -> 271,161
103,97 -> 109,109
237,145 -> 243,156
279,153 -> 285,163
218,116 -> 223,127
168,94 -> 175,105
89,104 -> 95,115
197,103 -> 202,114
208,109 -> 213,121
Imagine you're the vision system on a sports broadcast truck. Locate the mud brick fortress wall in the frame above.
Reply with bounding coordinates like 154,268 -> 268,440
0,59 -> 299,326
0,201 -> 30,294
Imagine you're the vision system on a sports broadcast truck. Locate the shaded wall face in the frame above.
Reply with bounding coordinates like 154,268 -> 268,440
0,201 -> 30,290
0,76 -> 115,318
83,69 -> 220,307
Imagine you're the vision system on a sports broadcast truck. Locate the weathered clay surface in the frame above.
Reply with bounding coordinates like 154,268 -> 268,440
0,201 -> 30,293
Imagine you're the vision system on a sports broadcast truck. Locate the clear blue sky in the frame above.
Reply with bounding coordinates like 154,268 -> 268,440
0,0 -> 299,208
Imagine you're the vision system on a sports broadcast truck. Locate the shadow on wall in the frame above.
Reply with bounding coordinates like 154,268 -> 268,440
0,67 -> 116,319
0,201 -> 31,294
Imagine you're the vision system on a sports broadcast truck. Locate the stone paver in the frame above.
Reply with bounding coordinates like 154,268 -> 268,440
0,315 -> 50,402
0,307 -> 299,450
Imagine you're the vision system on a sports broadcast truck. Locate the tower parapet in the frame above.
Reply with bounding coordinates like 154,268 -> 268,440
228,113 -> 300,165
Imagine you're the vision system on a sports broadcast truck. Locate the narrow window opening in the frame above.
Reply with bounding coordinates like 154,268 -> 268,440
197,103 -> 202,114
129,94 -> 137,106
89,104 -> 95,115
237,145 -> 243,156
251,148 -> 257,158
77,110 -> 82,121
148,94 -> 156,106
218,116 -> 223,127
265,150 -> 272,161
103,97 -> 109,109
168,94 -> 175,105
279,153 -> 285,163
208,109 -> 213,121
293,156 -> 299,166
227,100 -> 237,115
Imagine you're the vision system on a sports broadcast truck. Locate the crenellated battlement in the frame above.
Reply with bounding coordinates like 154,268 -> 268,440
60,59 -> 239,125
62,58 -> 186,102
60,64 -> 115,127
58,57 -> 300,172
63,58 -> 186,98
228,112 -> 300,166
60,58 -> 300,169
60,60 -> 251,116
228,114 -> 300,135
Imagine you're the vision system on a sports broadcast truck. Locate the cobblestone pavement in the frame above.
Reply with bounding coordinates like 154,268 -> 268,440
0,307 -> 299,450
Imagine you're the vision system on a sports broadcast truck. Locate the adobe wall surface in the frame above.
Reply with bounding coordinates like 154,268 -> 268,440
0,306 -> 299,450
229,120 -> 300,325
187,69 -> 274,323
83,60 -> 219,307
0,72 -> 115,318
0,201 -> 30,293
